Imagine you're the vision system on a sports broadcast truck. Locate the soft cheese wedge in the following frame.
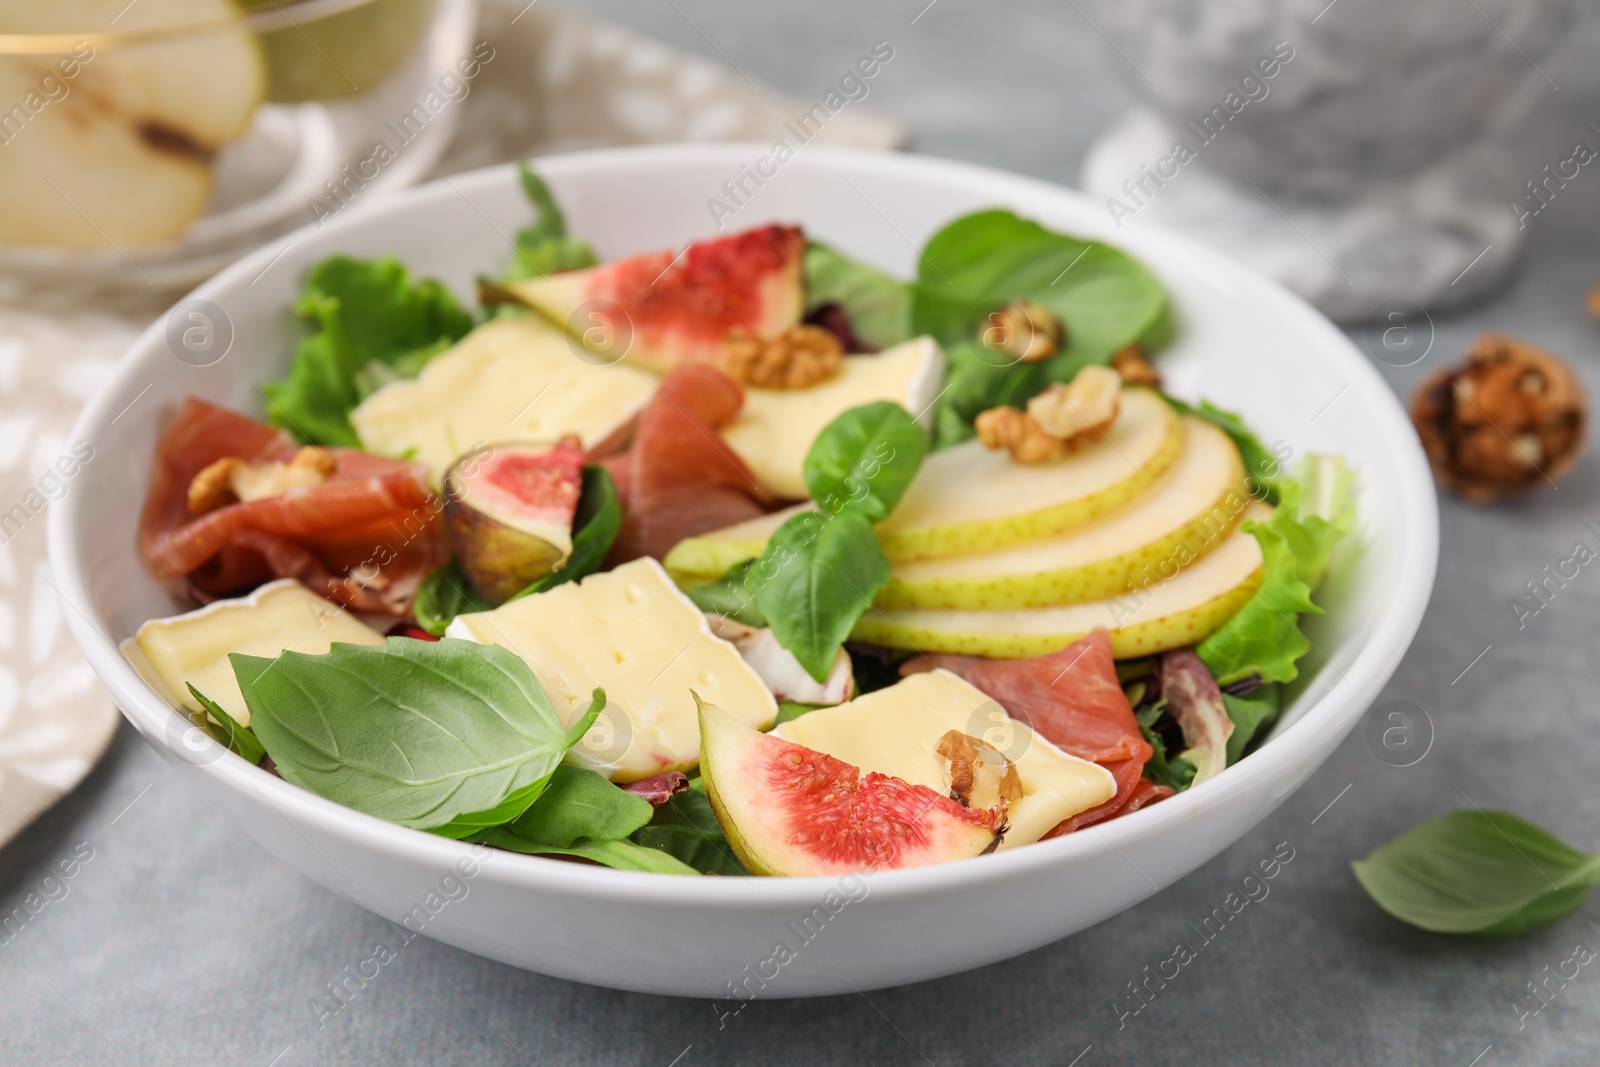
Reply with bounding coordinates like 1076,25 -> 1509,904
123,579 -> 385,728
879,415 -> 1250,609
349,316 -> 658,481
877,387 -> 1182,560
773,670 -> 1116,849
853,503 -> 1272,658
722,337 -> 946,499
447,557 -> 776,782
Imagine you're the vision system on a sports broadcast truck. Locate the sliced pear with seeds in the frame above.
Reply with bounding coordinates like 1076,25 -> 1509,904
852,503 -> 1271,659
0,0 -> 266,249
878,415 -> 1250,609
876,387 -> 1182,561
662,503 -> 806,586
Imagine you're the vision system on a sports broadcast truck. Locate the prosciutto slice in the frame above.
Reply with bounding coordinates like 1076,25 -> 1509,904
903,629 -> 1168,834
608,364 -> 773,564
138,397 -> 447,616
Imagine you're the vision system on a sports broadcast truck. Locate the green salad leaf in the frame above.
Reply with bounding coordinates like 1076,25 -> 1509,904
802,401 -> 928,522
233,638 -> 601,837
773,700 -> 824,727
503,164 -> 598,282
187,684 -> 266,765
413,561 -> 494,637
909,209 -> 1167,443
1164,396 -> 1292,502
1222,683 -> 1280,765
1134,704 -> 1196,793
476,763 -> 700,873
685,560 -> 767,626
261,255 -> 474,446
803,242 -> 912,350
630,781 -> 749,876
508,465 -> 621,600
1353,811 -> 1600,935
1197,455 -> 1354,686
753,510 -> 890,684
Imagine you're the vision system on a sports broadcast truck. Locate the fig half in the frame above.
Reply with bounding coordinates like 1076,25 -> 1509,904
443,438 -> 584,603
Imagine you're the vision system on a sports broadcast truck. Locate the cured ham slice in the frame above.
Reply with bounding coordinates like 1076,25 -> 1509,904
139,397 -> 447,616
608,364 -> 774,564
903,628 -> 1166,834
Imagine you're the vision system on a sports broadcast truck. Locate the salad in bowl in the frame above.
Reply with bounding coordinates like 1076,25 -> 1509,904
120,165 -> 1353,879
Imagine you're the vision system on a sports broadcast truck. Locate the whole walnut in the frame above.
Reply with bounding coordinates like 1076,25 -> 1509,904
1410,333 -> 1585,504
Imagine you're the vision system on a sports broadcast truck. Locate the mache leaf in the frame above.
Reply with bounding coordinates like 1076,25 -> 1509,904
803,242 -> 913,350
1353,811 -> 1600,935
261,255 -> 474,446
233,638 -> 599,837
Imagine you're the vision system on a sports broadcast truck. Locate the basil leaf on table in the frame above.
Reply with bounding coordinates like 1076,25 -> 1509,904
502,164 -> 598,282
261,255 -> 474,446
233,638 -> 602,838
752,509 -> 890,684
1353,811 -> 1600,935
630,783 -> 750,877
801,401 -> 928,522
187,684 -> 266,765
414,560 -> 494,637
508,465 -> 621,600
803,242 -> 913,350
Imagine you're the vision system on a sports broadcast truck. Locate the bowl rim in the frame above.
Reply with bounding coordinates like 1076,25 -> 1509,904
47,142 -> 1439,908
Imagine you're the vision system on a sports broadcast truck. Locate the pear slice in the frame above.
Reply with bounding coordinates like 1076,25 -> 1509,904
350,317 -> 659,482
720,336 -> 946,499
852,503 -> 1271,659
876,387 -> 1182,560
0,0 -> 265,249
662,502 -> 806,586
879,415 -> 1250,609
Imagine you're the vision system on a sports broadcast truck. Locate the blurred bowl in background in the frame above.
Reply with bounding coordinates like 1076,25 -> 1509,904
0,0 -> 478,292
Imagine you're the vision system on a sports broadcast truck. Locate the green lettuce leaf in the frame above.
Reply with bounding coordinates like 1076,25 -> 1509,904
803,242 -> 912,350
503,164 -> 597,282
1197,456 -> 1354,687
1223,683 -> 1281,765
261,255 -> 474,446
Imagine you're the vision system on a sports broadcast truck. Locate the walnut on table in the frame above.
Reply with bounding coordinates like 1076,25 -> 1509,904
1410,333 -> 1585,504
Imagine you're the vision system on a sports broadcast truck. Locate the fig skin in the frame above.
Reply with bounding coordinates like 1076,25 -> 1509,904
442,440 -> 582,603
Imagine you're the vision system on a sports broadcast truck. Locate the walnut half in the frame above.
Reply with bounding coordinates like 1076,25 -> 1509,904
936,730 -> 1023,811
1411,333 -> 1585,504
722,325 -> 843,389
975,365 -> 1123,465
187,447 -> 338,515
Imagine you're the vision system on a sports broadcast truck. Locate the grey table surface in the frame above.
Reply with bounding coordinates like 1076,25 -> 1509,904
7,3 -> 1600,1065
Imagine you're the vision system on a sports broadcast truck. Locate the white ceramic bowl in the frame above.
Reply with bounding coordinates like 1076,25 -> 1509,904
48,144 -> 1437,997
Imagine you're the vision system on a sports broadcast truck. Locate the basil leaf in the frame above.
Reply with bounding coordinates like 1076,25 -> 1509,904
509,465 -> 621,600
261,256 -> 474,446
187,684 -> 266,765
751,509 -> 890,684
803,242 -> 912,350
912,209 -> 1166,356
802,401 -> 928,523
685,560 -> 767,626
1352,811 -> 1600,935
500,764 -> 653,847
503,164 -> 598,282
414,560 -> 494,637
233,638 -> 592,838
485,831 -> 700,874
630,784 -> 749,876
